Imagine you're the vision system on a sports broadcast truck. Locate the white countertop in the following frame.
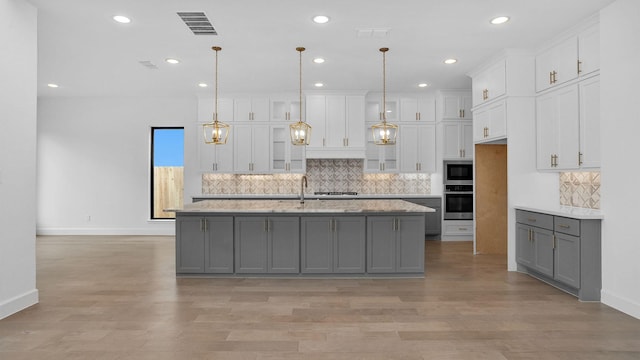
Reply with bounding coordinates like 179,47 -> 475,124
514,205 -> 603,220
173,199 -> 435,214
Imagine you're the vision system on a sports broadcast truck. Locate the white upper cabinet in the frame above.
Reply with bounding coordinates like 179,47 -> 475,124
578,76 -> 600,168
439,91 -> 472,120
400,96 -> 436,122
441,121 -> 473,160
536,85 -> 580,170
536,36 -> 578,92
234,97 -> 269,121
473,100 -> 506,143
270,125 -> 305,173
306,94 -> 366,158
472,59 -> 506,106
366,98 -> 399,123
233,124 -> 271,173
364,126 -> 398,173
536,22 -> 599,92
197,128 -> 234,173
271,96 -> 300,122
399,124 -> 436,173
578,23 -> 600,77
199,98 -> 234,123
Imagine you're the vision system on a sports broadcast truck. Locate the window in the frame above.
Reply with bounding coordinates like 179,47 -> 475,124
151,127 -> 184,219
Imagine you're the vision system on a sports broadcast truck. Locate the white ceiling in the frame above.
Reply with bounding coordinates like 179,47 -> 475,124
28,0 -> 615,98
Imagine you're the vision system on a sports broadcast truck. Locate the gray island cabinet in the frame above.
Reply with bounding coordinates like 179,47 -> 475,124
174,199 -> 433,277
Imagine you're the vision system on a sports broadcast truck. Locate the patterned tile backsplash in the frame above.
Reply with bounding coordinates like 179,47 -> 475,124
559,171 -> 600,209
202,159 -> 431,195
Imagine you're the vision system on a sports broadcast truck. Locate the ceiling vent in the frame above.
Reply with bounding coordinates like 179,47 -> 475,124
356,28 -> 391,38
138,60 -> 158,70
177,12 -> 218,35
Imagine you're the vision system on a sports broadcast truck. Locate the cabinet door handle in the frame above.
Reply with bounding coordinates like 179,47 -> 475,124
552,234 -> 556,249
323,138 -> 326,147
578,60 -> 582,74
200,218 -> 204,232
578,152 -> 583,166
528,228 -> 531,241
549,71 -> 553,85
264,219 -> 269,232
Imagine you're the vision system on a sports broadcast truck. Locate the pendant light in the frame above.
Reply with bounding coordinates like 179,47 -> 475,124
203,46 -> 230,145
371,47 -> 398,145
289,47 -> 312,146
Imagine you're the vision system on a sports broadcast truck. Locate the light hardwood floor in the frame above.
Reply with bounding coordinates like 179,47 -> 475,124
1,236 -> 639,359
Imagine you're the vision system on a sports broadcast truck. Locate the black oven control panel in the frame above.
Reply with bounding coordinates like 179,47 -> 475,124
445,184 -> 473,192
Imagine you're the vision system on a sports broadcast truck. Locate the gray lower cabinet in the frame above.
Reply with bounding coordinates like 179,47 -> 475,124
235,216 -> 299,274
403,198 -> 441,238
176,215 -> 233,274
516,209 -> 601,301
367,215 -> 425,273
301,216 -> 366,274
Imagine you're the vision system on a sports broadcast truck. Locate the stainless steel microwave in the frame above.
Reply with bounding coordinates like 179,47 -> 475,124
443,160 -> 473,185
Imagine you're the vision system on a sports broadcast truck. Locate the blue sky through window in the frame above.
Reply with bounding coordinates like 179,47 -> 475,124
153,128 -> 184,166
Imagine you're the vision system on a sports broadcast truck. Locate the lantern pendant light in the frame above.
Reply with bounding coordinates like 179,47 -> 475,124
203,46 -> 230,145
371,47 -> 398,145
289,47 -> 312,146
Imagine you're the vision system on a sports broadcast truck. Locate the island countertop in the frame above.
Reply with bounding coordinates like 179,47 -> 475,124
173,199 -> 434,214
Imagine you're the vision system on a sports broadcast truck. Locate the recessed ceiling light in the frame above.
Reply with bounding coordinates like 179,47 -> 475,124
165,58 -> 180,64
47,83 -> 59,88
490,16 -> 510,25
444,58 -> 457,65
313,57 -> 325,64
198,83 -> 208,88
418,83 -> 429,88
113,15 -> 131,24
313,15 -> 330,24
314,82 -> 324,87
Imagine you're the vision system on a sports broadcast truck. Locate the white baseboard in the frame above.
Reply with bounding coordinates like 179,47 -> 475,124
0,289 -> 39,320
36,227 -> 175,236
601,289 -> 640,320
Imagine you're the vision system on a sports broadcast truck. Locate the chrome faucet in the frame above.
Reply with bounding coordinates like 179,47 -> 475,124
300,175 -> 308,203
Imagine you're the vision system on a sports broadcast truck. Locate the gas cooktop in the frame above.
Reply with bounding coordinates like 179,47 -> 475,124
313,191 -> 358,196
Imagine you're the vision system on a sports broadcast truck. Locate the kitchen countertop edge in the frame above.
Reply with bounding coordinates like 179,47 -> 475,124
514,205 -> 603,220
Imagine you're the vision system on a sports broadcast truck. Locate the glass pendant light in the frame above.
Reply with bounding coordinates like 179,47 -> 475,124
203,46 -> 230,145
290,47 -> 312,146
371,47 -> 398,145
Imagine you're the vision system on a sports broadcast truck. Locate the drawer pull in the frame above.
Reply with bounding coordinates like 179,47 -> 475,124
458,227 -> 467,231
558,224 -> 570,229
527,218 -> 537,222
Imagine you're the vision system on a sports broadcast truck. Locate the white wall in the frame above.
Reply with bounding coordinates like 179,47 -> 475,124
599,0 -> 640,319
0,0 -> 38,319
37,97 -> 199,235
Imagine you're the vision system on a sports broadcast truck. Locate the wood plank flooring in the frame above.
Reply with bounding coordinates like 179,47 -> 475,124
1,236 -> 639,359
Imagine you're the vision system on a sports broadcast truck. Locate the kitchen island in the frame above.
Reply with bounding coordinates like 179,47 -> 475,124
174,199 -> 433,277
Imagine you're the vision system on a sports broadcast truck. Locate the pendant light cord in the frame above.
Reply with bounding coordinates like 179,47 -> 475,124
297,47 -> 305,123
380,48 -> 389,123
212,46 -> 221,123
